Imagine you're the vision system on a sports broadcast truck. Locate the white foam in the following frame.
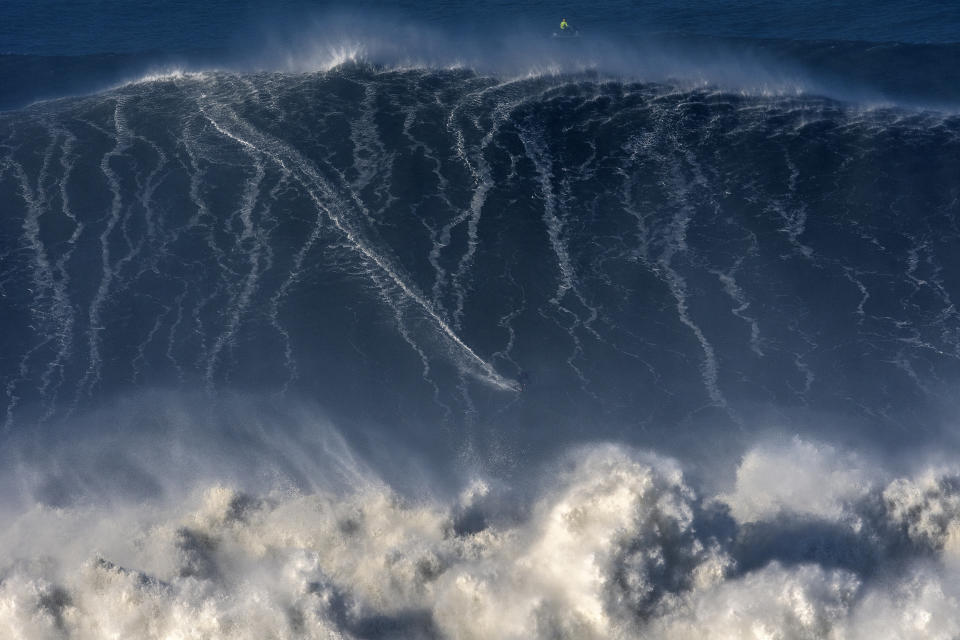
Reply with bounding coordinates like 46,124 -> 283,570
884,467 -> 960,558
6,430 -> 960,639
720,436 -> 876,524
650,562 -> 861,640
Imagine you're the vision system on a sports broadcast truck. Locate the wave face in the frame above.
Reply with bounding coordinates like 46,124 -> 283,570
4,69 -> 960,442
2,67 -> 960,637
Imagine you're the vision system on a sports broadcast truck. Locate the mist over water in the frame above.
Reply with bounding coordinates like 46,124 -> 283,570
5,5 -> 960,110
4,1 -> 960,637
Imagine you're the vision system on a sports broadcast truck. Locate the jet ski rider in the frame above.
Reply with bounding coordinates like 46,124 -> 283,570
560,18 -> 571,30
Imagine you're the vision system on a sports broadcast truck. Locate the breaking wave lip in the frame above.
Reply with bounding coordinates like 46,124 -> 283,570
156,36 -> 855,103
71,47 -> 823,105
226,11 -> 960,104
117,67 -> 209,86
3,413 -> 960,639
9,22 -> 960,112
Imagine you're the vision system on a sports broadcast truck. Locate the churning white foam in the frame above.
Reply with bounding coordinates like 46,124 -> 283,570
3,436 -> 960,639
720,436 -> 877,524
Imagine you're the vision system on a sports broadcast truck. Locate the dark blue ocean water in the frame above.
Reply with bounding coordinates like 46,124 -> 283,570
4,0 -> 960,56
3,2 -> 960,638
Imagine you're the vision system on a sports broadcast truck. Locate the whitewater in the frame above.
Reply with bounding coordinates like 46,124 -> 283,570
4,6 -> 960,637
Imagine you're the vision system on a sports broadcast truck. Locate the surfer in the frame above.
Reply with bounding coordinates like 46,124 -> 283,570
554,18 -> 579,38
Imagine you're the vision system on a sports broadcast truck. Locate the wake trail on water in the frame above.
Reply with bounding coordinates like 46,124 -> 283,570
196,92 -> 517,392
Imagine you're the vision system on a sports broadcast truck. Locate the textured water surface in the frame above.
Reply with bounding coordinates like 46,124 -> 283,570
3,2 -> 960,638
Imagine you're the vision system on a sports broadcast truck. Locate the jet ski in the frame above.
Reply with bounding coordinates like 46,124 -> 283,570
552,29 -> 581,39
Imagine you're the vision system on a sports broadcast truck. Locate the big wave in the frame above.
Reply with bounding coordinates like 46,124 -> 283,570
3,65 -> 960,638
2,68 -> 959,446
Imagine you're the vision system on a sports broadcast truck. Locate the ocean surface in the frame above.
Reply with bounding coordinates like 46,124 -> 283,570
3,1 -> 960,638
